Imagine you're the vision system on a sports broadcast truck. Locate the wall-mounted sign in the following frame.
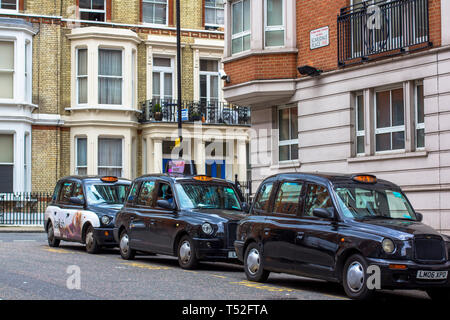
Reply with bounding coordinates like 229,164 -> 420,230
310,26 -> 329,50
181,108 -> 189,121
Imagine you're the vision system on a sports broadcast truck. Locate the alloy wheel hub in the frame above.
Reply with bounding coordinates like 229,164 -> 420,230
179,241 -> 191,263
247,248 -> 260,275
347,261 -> 365,292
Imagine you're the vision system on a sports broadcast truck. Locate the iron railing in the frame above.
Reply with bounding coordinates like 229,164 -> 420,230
0,192 -> 51,225
337,0 -> 431,66
139,98 -> 251,126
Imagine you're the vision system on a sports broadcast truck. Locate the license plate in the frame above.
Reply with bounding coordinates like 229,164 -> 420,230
416,270 -> 448,280
228,251 -> 237,259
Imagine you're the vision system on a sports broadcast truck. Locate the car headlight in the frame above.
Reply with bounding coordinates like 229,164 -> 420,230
382,238 -> 395,254
101,215 -> 112,225
201,222 -> 214,235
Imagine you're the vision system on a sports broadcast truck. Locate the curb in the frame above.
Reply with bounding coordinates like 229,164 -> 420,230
0,227 -> 45,233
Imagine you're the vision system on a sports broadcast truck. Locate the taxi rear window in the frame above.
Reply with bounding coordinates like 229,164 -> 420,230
85,182 -> 130,205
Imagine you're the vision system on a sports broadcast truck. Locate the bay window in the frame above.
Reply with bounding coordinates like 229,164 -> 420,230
265,0 -> 284,47
0,134 -> 14,193
278,106 -> 298,162
0,40 -> 14,99
143,0 -> 168,25
79,0 -> 106,21
98,49 -> 122,105
98,138 -> 122,177
205,0 -> 224,27
231,0 -> 250,54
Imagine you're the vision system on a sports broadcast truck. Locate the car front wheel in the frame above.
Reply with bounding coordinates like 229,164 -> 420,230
177,235 -> 198,270
244,242 -> 270,282
47,222 -> 60,247
342,254 -> 374,300
119,229 -> 135,260
85,226 -> 100,254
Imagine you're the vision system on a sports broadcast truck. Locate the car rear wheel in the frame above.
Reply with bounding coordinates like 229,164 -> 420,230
47,222 -> 60,247
119,229 -> 135,260
426,288 -> 450,301
85,226 -> 100,254
342,254 -> 374,300
244,242 -> 270,282
177,235 -> 198,270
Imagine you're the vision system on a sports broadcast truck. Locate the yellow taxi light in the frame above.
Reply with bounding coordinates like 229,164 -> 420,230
352,175 -> 377,184
101,176 -> 119,183
193,175 -> 213,182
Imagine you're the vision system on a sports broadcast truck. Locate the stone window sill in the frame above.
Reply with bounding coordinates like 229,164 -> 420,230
222,47 -> 298,63
347,150 -> 428,163
270,160 -> 301,170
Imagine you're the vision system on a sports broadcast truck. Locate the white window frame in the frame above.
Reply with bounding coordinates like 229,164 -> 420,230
415,80 -> 425,150
152,56 -> 174,100
374,86 -> 406,153
0,40 -> 15,101
355,92 -> 365,155
199,59 -> 220,105
97,137 -> 123,177
132,49 -> 137,108
76,47 -> 88,105
264,0 -> 285,48
79,0 -> 106,21
98,48 -> 124,106
24,40 -> 31,103
278,105 -> 299,162
0,0 -> 18,12
231,0 -> 251,55
75,136 -> 87,175
205,0 -> 225,27
142,0 -> 169,26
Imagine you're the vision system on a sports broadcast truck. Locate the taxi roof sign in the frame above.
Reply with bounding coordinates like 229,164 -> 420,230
193,175 -> 213,182
352,174 -> 377,184
101,176 -> 119,183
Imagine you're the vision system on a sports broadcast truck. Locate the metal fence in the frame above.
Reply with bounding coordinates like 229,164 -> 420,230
338,0 -> 431,66
0,192 -> 51,225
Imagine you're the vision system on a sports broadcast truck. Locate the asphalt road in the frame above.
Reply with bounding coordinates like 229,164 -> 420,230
0,233 -> 431,300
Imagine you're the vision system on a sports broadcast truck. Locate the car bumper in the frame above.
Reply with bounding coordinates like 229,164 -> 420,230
234,240 -> 245,262
192,237 -> 238,261
93,227 -> 117,246
367,257 -> 450,289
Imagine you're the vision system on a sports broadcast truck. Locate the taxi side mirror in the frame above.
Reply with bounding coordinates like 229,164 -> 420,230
70,196 -> 85,206
242,202 -> 250,213
415,212 -> 423,222
157,199 -> 176,211
313,208 -> 334,220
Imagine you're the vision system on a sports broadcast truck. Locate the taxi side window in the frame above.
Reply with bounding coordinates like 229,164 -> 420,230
73,183 -> 85,202
304,184 -> 333,217
156,183 -> 174,206
136,181 -> 156,207
52,182 -> 62,203
253,182 -> 273,213
127,182 -> 139,204
273,182 -> 303,215
58,182 -> 74,205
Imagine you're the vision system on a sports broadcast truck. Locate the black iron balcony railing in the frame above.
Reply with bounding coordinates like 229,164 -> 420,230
139,98 -> 251,126
338,0 -> 431,66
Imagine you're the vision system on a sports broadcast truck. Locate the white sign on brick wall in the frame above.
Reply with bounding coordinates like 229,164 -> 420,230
310,26 -> 329,50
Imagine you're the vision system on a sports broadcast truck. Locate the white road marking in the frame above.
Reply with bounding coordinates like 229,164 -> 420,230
13,240 -> 36,242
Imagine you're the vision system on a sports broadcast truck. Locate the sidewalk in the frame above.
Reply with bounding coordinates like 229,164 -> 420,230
0,225 -> 45,233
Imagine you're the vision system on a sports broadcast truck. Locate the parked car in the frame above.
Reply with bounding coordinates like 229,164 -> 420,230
44,176 -> 131,253
113,174 -> 248,269
234,172 -> 450,300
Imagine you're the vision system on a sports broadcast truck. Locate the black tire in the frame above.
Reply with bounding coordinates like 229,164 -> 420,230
244,242 -> 270,282
119,229 -> 135,260
177,235 -> 198,269
426,288 -> 450,301
85,225 -> 100,254
47,221 -> 60,247
342,254 -> 374,300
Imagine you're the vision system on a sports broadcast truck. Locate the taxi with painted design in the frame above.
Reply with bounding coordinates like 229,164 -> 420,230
44,176 -> 131,253
235,173 -> 450,300
113,174 -> 249,269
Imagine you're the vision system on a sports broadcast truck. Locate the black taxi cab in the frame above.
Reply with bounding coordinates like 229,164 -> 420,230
44,176 -> 131,253
234,172 -> 450,300
113,174 -> 248,269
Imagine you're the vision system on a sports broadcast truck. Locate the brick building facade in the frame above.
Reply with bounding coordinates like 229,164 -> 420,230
223,0 -> 450,233
0,0 -> 250,193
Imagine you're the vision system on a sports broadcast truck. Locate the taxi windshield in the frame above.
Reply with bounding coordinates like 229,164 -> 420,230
334,185 -> 417,221
85,183 -> 130,206
175,183 -> 242,211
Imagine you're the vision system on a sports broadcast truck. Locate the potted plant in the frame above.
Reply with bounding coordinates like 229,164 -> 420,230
153,103 -> 162,121
191,111 -> 202,121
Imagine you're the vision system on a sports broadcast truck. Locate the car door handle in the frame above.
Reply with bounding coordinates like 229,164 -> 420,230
66,213 -> 70,218
296,232 -> 305,241
264,228 -> 270,235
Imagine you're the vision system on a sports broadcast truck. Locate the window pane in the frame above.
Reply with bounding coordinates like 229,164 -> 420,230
304,184 -> 333,217
99,50 -> 122,76
0,134 -> 13,163
265,30 -> 284,47
0,73 -> 13,99
200,59 -> 218,72
1,0 -> 17,10
392,131 -> 405,150
357,95 -> 364,131
266,0 -> 283,26
231,38 -> 242,54
417,84 -> 424,124
210,75 -> 218,100
78,77 -> 87,104
142,3 -> 154,23
79,0 -> 90,9
376,90 -> 391,128
153,72 -> 160,98
279,145 -> 290,161
80,11 -> 105,21
200,74 -> 207,100
243,0 -> 250,31
164,73 -> 172,98
92,0 -> 104,10
98,138 -> 122,167
417,128 -> 425,148
205,8 -> 216,25
357,136 -> 365,154
77,49 -> 87,76
290,144 -> 298,160
243,34 -> 251,51
77,138 -> 87,167
232,1 -> 243,34
216,7 -> 224,25
153,57 -> 171,67
99,78 -> 122,104
279,109 -> 290,141
290,107 -> 298,139
376,133 -> 391,152
253,182 -> 273,211
154,4 -> 167,24
0,41 -> 14,70
137,181 -> 156,206
274,182 -> 302,215
391,88 -> 404,126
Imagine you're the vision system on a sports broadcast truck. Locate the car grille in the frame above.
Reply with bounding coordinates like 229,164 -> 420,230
414,236 -> 446,263
226,222 -> 238,249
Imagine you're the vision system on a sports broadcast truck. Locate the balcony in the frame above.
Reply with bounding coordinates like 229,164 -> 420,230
138,99 -> 251,126
337,0 -> 431,66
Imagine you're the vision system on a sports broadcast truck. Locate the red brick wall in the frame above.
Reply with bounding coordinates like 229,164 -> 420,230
224,0 -> 442,86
